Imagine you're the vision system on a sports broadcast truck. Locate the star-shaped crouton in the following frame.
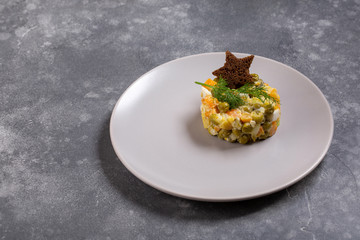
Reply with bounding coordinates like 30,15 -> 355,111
212,51 -> 255,89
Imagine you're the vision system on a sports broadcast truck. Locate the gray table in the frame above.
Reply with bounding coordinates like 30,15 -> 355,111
1,0 -> 359,239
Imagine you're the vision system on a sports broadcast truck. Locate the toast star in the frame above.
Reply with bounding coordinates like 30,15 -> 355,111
212,51 -> 255,89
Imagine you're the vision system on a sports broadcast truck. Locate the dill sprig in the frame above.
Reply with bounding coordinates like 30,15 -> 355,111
237,83 -> 278,104
195,77 -> 278,110
195,78 -> 245,109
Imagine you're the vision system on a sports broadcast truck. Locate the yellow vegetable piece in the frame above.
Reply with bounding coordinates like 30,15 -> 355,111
220,116 -> 234,130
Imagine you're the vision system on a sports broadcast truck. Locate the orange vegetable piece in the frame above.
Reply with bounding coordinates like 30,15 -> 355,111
240,112 -> 252,122
228,109 -> 241,118
201,95 -> 219,117
203,78 -> 217,90
201,95 -> 216,108
256,126 -> 264,137
269,121 -> 278,136
270,88 -> 280,102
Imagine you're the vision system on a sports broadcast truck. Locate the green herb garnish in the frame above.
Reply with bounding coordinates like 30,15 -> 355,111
195,77 -> 278,110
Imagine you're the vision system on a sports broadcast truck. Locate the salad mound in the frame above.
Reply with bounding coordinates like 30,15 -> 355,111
195,51 -> 280,144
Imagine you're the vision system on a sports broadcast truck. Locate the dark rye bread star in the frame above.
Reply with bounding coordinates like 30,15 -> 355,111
212,51 -> 255,89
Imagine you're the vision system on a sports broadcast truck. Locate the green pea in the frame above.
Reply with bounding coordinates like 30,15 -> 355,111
232,129 -> 242,138
265,113 -> 273,121
251,110 -> 264,123
265,108 -> 274,115
259,134 -> 269,140
242,122 -> 254,133
262,122 -> 272,131
264,101 -> 274,114
241,105 -> 252,113
218,102 -> 230,113
252,98 -> 263,109
251,74 -> 259,81
218,129 -> 231,139
238,135 -> 249,144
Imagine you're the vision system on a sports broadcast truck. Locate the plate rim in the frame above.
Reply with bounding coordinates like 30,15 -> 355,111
109,52 -> 334,202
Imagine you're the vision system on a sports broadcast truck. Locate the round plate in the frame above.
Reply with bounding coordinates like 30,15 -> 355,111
110,52 -> 333,201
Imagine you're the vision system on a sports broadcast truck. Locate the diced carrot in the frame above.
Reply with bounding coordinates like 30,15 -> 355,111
228,109 -> 241,118
269,121 -> 278,136
201,98 -> 207,105
203,78 -> 217,91
201,95 -> 216,108
270,88 -> 280,102
205,110 -> 211,117
256,126 -> 264,137
240,112 -> 252,122
204,78 -> 217,86
202,96 -> 218,117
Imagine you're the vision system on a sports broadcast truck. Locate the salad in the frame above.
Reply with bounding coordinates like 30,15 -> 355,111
195,51 -> 280,144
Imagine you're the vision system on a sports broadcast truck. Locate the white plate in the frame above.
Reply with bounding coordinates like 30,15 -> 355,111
110,52 -> 333,201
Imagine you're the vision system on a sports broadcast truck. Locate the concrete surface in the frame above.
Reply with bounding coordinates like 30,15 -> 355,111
0,0 -> 359,239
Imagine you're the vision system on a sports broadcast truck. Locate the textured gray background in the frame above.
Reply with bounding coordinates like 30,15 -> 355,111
1,0 -> 359,239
